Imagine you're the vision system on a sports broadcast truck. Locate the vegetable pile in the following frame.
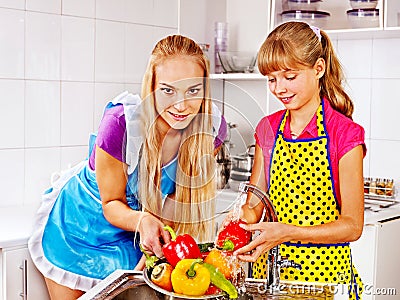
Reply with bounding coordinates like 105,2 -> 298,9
142,224 -> 251,299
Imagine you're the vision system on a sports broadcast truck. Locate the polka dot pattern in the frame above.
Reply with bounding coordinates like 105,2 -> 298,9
280,243 -> 352,283
270,105 -> 339,227
252,104 -> 363,299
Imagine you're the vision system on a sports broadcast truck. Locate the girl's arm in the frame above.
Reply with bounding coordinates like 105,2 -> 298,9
96,146 -> 170,257
235,145 -> 364,261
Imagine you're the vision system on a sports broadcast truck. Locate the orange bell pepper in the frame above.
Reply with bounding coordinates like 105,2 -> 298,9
204,248 -> 233,279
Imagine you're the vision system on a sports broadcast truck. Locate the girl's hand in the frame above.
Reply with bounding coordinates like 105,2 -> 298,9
233,222 -> 290,262
138,212 -> 171,258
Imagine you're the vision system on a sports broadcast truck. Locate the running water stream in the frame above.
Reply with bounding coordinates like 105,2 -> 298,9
225,191 -> 249,293
231,190 -> 247,221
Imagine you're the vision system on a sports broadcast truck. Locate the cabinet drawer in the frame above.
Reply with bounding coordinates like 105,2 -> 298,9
2,247 -> 49,300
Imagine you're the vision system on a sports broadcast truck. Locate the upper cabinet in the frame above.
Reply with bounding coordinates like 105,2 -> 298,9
271,0 -> 400,37
384,0 -> 400,29
190,0 -> 400,79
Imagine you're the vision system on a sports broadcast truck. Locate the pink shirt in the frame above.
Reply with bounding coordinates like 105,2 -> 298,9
255,99 -> 366,207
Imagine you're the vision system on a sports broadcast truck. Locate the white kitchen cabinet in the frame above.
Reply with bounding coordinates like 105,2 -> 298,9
1,245 -> 50,300
271,0 -> 383,32
351,215 -> 400,300
0,205 -> 50,300
384,0 -> 400,29
271,0 -> 400,37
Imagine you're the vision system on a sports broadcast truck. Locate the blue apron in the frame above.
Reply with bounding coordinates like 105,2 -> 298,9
41,102 -> 177,280
29,91 -> 222,290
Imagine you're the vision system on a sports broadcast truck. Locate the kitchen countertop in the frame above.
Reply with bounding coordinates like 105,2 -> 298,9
363,202 -> 400,225
1,192 -> 399,249
216,188 -> 400,225
0,203 -> 40,248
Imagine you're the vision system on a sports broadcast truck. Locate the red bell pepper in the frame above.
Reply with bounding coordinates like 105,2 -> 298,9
162,225 -> 201,266
216,219 -> 251,251
205,284 -> 221,295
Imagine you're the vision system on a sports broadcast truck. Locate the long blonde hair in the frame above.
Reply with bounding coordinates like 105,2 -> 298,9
258,21 -> 353,118
139,35 -> 215,242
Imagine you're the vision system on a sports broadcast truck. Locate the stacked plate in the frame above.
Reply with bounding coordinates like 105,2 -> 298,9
347,0 -> 379,28
281,0 -> 330,29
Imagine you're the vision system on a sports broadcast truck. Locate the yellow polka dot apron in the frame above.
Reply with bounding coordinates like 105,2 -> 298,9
252,102 -> 363,299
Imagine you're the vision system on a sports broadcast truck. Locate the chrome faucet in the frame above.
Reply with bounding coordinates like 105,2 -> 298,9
238,182 -> 302,293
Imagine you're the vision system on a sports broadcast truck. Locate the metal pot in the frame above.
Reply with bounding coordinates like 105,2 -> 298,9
216,142 -> 231,189
231,145 -> 255,173
229,145 -> 255,182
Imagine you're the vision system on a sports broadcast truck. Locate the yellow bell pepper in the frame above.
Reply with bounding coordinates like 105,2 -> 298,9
171,258 -> 210,296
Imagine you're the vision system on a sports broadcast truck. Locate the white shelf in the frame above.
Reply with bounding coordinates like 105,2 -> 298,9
210,73 -> 266,81
327,27 -> 400,40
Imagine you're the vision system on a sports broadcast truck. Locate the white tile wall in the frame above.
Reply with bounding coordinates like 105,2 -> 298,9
124,23 -> 154,83
24,147 -> 60,205
125,0 -> 154,25
0,149 -> 25,207
62,0 -> 95,18
0,0 -> 25,9
60,146 -> 88,170
25,80 -> 61,147
61,16 -> 95,81
60,81 -> 94,146
25,12 -> 61,80
345,78 -> 372,138
338,37 -> 400,182
372,38 -> 400,79
0,1 -> 178,207
95,19 -> 125,83
338,39 -> 373,79
26,0 -> 61,14
1,1 -> 399,207
0,9 -> 25,78
95,0 -> 126,22
153,0 -> 178,28
370,79 -> 400,141
369,140 -> 400,179
0,80 -> 25,149
223,80 -> 270,155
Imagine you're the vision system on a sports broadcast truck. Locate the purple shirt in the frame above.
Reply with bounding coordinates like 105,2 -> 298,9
89,104 -> 227,170
255,99 -> 366,207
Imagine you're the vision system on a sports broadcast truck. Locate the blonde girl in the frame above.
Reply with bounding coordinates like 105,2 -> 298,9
29,35 -> 226,299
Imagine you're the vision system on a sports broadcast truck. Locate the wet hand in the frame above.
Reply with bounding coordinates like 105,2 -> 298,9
233,222 -> 287,262
138,212 -> 171,258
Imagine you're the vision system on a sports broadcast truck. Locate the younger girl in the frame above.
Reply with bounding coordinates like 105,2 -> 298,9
233,22 -> 366,299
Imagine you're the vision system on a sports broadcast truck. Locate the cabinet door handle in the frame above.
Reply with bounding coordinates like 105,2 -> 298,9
19,259 -> 27,299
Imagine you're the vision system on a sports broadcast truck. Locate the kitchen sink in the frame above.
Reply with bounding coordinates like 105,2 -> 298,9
78,271 -> 336,300
112,283 -> 160,300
